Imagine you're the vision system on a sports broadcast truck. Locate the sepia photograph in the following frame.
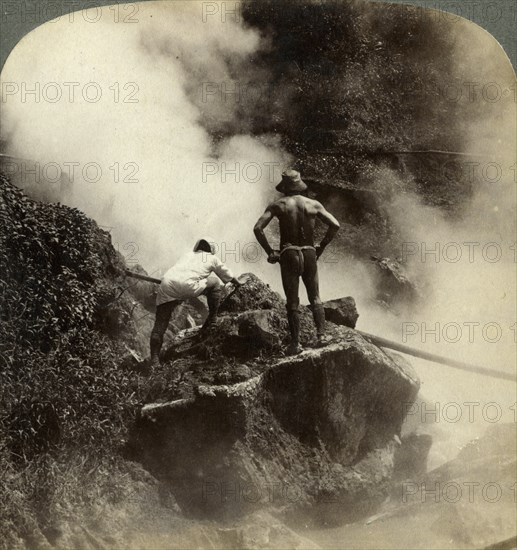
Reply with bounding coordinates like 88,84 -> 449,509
0,1 -> 515,548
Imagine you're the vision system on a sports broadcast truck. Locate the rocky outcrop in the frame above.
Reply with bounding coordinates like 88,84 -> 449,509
129,324 -> 420,524
370,256 -> 420,307
220,276 -> 283,314
354,424 -> 517,550
393,433 -> 433,482
322,297 -> 359,328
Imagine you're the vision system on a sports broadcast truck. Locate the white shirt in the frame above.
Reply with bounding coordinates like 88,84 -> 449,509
156,251 -> 234,305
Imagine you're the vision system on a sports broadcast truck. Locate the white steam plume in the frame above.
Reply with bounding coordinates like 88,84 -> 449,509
365,20 -> 517,465
0,1 -> 290,280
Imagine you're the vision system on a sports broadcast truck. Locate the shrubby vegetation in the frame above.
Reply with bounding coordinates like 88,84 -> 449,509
0,176 -> 149,545
0,175 -> 142,456
241,0 -> 460,155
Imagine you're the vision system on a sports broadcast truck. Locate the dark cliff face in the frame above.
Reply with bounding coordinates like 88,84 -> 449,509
129,324 -> 420,524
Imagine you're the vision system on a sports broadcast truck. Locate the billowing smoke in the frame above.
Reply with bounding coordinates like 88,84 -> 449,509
0,1 -> 290,283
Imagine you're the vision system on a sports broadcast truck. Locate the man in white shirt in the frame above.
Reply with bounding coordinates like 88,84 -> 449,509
150,238 -> 242,366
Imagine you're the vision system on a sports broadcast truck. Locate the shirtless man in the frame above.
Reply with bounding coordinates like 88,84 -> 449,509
254,170 -> 340,354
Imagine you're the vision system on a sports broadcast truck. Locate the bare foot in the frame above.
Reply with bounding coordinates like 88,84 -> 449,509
286,343 -> 303,355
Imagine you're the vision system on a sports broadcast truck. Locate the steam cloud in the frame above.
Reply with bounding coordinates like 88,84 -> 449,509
0,1 -> 290,285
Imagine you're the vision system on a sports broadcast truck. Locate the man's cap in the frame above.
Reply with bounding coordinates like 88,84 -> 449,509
194,238 -> 216,255
275,169 -> 308,194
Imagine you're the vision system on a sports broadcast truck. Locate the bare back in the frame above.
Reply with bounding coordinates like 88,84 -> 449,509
254,191 -> 339,258
270,195 -> 320,248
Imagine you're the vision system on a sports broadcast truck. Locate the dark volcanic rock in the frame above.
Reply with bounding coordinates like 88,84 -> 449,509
214,365 -> 253,385
236,309 -> 284,349
393,432 -> 433,481
381,424 -> 517,549
181,274 -> 360,358
129,327 -> 420,524
186,308 -> 288,359
323,297 -> 359,328
127,264 -> 158,311
370,256 -> 420,306
220,273 -> 283,313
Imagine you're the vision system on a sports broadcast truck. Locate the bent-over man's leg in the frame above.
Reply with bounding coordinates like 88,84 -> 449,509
280,250 -> 302,353
202,274 -> 224,328
301,249 -> 326,340
150,300 -> 180,365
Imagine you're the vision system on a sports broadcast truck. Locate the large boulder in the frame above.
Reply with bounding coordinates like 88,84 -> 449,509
393,432 -> 433,482
220,273 -> 283,313
322,297 -> 359,328
128,326 -> 420,524
365,424 -> 517,549
235,309 -> 286,349
370,256 -> 420,307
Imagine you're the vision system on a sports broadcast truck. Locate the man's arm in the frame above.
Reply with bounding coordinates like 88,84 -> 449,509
253,207 -> 277,260
316,203 -> 340,259
211,256 -> 245,286
212,256 -> 235,284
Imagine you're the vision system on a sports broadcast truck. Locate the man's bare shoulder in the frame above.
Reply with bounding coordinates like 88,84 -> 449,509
266,197 -> 287,213
301,196 -> 324,211
268,195 -> 322,213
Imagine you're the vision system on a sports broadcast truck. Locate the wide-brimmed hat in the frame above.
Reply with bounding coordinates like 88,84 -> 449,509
275,169 -> 308,194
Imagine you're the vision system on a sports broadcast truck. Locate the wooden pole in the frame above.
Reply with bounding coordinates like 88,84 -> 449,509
124,269 -> 161,285
370,149 -> 492,158
357,330 -> 516,383
124,270 -> 516,382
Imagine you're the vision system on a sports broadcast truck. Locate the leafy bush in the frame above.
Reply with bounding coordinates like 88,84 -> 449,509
0,175 -> 145,463
0,176 -> 124,350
